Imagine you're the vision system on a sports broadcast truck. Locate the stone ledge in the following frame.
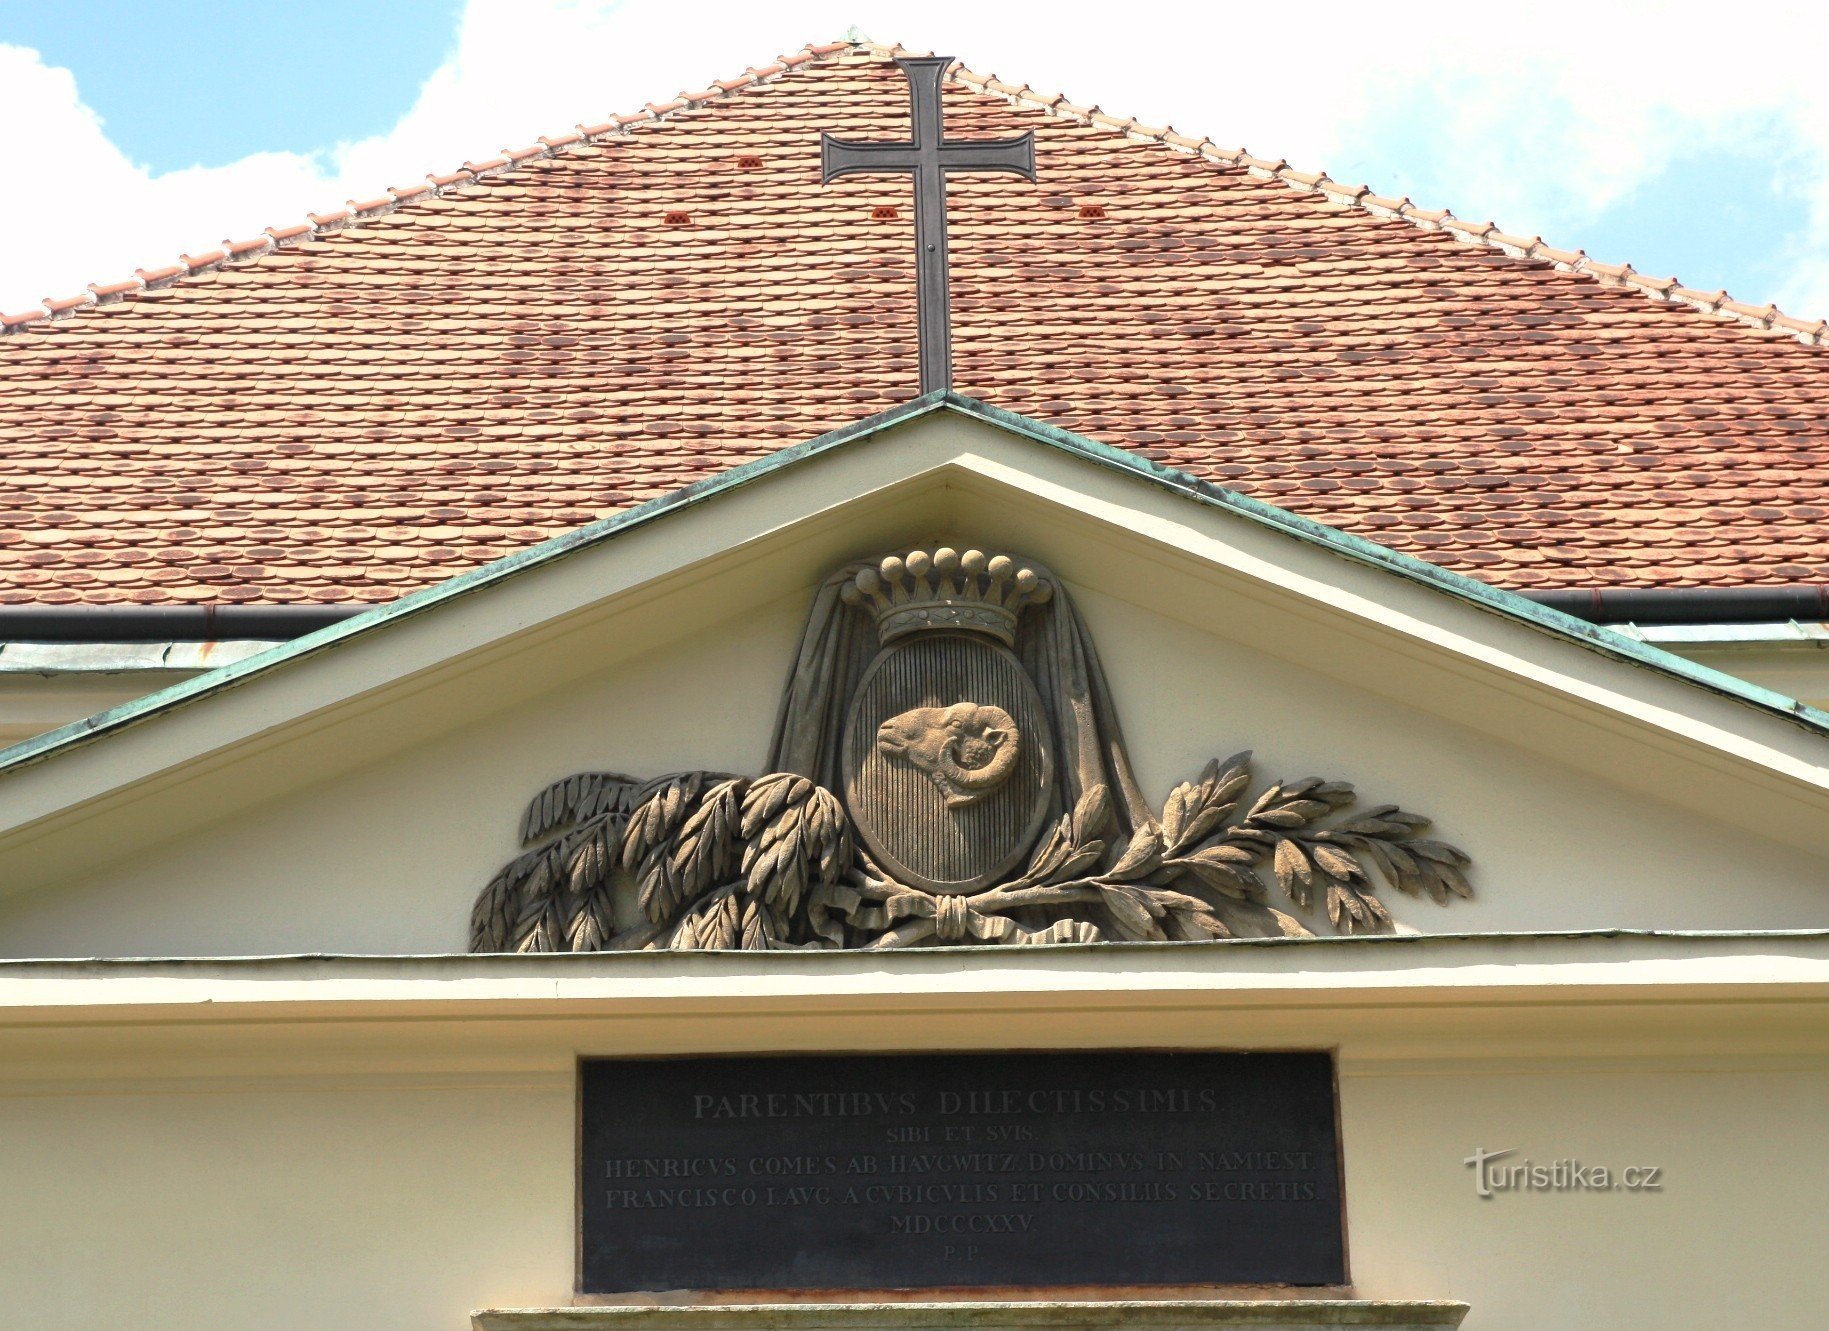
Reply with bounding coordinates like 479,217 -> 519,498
472,1301 -> 1469,1331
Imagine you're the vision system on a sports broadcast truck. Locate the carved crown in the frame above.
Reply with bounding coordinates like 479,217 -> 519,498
840,547 -> 1053,647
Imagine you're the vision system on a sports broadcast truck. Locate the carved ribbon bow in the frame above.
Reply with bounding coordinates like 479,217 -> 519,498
810,872 -> 1102,949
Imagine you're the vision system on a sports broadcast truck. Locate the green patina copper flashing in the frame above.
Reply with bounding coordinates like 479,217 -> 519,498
0,390 -> 1824,781
0,395 -> 949,776
938,394 -> 1829,735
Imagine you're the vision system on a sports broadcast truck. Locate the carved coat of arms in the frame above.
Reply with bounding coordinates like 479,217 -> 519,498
471,547 -> 1472,952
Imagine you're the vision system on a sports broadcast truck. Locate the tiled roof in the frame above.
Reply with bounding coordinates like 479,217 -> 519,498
1,39 -> 1826,606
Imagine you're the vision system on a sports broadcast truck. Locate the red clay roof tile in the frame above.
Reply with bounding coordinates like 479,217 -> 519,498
0,39 -> 1826,607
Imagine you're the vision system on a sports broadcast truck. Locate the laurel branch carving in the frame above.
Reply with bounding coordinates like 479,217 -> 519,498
470,750 -> 1470,952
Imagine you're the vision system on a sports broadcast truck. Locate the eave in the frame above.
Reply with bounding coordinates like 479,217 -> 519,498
0,392 -> 1824,786
1,932 -> 1825,1078
4,392 -> 1829,910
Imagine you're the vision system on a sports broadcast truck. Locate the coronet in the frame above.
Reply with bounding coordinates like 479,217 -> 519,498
839,546 -> 1053,647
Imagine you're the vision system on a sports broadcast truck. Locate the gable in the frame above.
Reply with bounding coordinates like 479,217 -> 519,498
1,41 -> 1827,614
0,401 -> 1823,960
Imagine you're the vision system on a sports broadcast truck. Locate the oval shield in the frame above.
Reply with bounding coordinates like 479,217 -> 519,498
842,632 -> 1054,895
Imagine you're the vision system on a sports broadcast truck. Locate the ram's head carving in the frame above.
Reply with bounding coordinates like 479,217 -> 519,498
876,702 -> 1021,809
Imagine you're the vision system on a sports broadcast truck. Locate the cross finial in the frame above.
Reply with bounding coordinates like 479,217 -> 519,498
821,57 -> 1037,396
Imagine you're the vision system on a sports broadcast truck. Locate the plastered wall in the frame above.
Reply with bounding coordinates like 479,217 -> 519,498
0,1053 -> 1819,1330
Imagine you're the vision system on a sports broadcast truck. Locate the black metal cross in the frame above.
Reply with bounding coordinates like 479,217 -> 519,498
821,57 -> 1036,395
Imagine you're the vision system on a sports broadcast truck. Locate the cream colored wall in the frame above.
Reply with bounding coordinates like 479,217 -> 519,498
1,562 -> 1827,958
0,589 -> 803,957
0,672 -> 189,748
1343,1062 -> 1825,1324
1662,641 -> 1829,709
0,1049 -> 1819,1330
0,1075 -> 574,1327
1073,583 -> 1829,934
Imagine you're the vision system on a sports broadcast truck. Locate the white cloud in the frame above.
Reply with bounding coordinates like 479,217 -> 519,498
0,45 -> 320,310
5,0 -> 1829,317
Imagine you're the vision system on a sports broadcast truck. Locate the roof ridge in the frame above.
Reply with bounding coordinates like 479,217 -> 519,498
856,40 -> 1828,348
0,38 -> 860,335
7,36 -> 1825,347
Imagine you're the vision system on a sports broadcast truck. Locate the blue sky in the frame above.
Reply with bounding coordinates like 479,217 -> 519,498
2,1 -> 1825,320
4,1 -> 462,171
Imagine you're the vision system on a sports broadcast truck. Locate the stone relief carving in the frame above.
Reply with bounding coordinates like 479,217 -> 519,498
470,547 -> 1473,952
876,702 -> 1020,809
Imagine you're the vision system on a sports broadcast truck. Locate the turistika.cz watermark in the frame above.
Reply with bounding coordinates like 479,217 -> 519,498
1464,1147 -> 1663,1198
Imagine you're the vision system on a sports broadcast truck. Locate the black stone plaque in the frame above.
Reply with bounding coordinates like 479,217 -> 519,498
579,1051 -> 1343,1293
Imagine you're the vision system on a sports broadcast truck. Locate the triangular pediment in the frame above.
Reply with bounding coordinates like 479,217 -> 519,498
0,396 -> 1825,959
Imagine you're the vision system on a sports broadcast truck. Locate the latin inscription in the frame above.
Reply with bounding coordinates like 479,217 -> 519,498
579,1052 -> 1343,1292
